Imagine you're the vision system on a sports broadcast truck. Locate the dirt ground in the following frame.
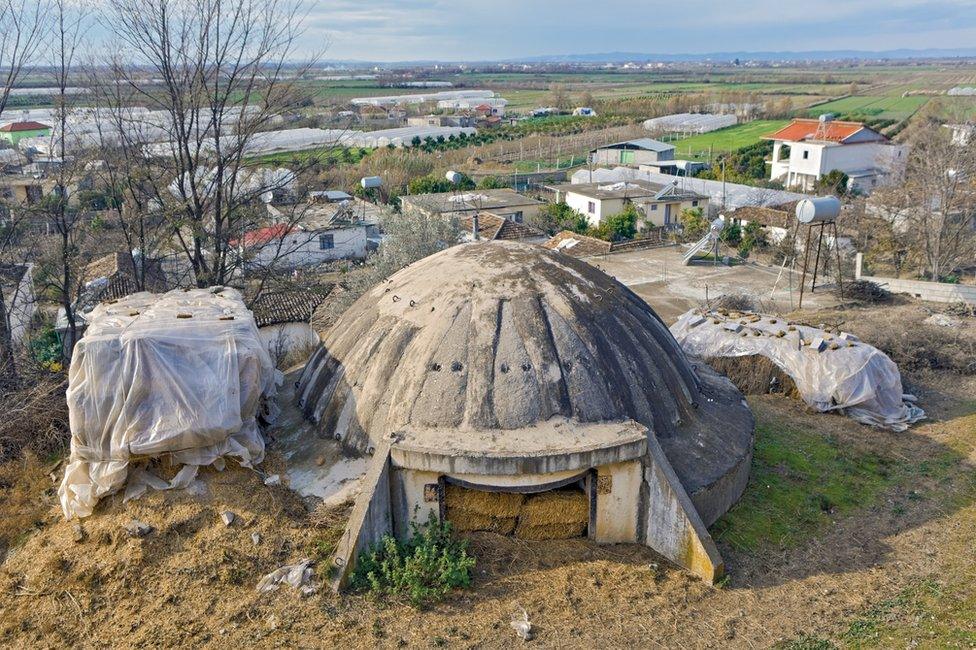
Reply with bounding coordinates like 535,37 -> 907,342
1,303 -> 975,649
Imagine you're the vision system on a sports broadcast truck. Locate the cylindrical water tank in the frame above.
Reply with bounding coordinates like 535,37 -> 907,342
445,170 -> 464,184
360,176 -> 383,189
795,196 -> 841,224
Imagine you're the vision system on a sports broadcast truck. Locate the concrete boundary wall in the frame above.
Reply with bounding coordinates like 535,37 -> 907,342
855,253 -> 976,304
328,440 -> 393,592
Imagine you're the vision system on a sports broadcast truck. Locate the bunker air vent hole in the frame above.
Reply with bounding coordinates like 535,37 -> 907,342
451,361 -> 463,372
430,362 -> 442,372
500,363 -> 510,373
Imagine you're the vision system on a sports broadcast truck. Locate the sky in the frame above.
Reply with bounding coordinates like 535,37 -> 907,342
301,0 -> 976,61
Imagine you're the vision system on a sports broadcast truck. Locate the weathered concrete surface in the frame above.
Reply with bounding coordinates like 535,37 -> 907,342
389,419 -> 647,475
643,434 -> 725,584
593,460 -> 643,544
589,247 -> 838,322
297,242 -> 754,520
328,440 -> 393,592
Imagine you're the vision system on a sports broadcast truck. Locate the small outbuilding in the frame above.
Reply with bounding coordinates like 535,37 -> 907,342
296,241 -> 754,588
590,138 -> 675,167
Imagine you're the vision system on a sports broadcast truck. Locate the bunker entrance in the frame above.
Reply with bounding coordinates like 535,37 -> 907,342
443,477 -> 591,541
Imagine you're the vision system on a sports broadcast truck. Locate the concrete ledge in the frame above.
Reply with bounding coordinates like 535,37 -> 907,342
390,420 -> 648,475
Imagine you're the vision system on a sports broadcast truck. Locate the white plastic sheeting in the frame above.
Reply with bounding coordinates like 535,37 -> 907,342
58,287 -> 280,519
643,113 -> 737,134
670,308 -> 925,431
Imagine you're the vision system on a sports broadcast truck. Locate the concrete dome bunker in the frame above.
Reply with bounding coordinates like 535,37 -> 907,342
296,241 -> 754,588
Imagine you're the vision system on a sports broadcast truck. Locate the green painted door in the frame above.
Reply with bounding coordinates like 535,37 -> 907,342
621,150 -> 635,164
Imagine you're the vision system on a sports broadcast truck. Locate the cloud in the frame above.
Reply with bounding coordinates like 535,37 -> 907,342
293,0 -> 976,60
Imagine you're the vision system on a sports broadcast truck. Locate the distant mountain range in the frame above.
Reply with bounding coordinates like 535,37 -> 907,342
318,48 -> 976,68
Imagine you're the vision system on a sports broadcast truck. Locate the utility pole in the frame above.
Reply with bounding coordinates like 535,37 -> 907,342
721,160 -> 727,211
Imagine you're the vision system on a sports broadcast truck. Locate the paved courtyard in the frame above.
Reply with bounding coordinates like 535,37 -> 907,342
585,245 -> 838,323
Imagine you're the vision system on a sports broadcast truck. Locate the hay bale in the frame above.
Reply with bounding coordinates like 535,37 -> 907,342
514,521 -> 587,540
518,490 -> 588,527
444,484 -> 525,518
705,355 -> 799,398
447,509 -> 517,535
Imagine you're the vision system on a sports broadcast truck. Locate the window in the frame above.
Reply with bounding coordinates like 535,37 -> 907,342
650,204 -> 658,211
511,211 -> 523,223
802,150 -> 809,160
691,200 -> 699,207
319,233 -> 334,250
587,201 -> 596,214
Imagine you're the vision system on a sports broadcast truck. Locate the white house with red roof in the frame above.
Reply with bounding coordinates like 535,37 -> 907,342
765,116 -> 908,193
232,197 -> 374,270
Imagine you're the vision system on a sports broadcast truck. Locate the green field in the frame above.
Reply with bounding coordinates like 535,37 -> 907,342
806,95 -> 931,121
669,119 -> 788,161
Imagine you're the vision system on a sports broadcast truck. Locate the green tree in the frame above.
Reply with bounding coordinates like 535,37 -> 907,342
679,207 -> 709,239
408,173 -> 475,195
527,201 -> 588,235
817,169 -> 850,196
592,204 -> 638,242
720,222 -> 742,246
738,221 -> 768,258
476,176 -> 508,190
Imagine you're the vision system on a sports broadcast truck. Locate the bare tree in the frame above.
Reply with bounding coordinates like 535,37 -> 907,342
99,0 -> 316,289
0,0 -> 49,378
879,125 -> 976,281
34,0 -> 91,359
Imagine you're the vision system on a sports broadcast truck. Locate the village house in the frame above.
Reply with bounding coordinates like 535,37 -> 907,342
765,116 -> 907,193
457,212 -> 547,244
590,138 -> 675,168
55,251 -> 169,352
726,203 -> 796,244
406,114 -> 476,128
551,179 -> 708,230
236,197 -> 374,270
400,188 -> 544,223
249,288 -> 328,364
436,96 -> 507,116
0,120 -> 51,147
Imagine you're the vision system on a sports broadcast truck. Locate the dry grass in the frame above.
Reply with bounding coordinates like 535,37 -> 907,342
0,374 -> 69,463
705,355 -> 800,398
1,302 -> 975,647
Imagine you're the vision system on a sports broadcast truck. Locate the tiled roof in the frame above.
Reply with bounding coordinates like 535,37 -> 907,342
82,252 -> 168,304
729,205 -> 793,229
231,223 -> 295,248
0,120 -> 50,132
764,119 -> 886,144
542,230 -> 611,257
458,212 -> 543,241
250,289 -> 330,327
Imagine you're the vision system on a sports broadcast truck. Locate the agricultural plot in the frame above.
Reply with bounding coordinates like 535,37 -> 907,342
669,119 -> 788,161
806,95 -> 930,121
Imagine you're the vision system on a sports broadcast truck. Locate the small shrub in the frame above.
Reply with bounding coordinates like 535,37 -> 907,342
351,516 -> 475,607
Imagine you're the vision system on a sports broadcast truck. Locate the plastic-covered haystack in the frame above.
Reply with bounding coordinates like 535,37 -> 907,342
59,287 -> 279,519
670,308 -> 925,432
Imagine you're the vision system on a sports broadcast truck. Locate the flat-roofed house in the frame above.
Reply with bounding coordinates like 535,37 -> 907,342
765,117 -> 908,194
400,188 -> 543,223
551,179 -> 708,230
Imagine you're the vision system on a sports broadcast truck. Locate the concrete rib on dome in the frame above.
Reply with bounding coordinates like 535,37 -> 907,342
297,241 -> 753,525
